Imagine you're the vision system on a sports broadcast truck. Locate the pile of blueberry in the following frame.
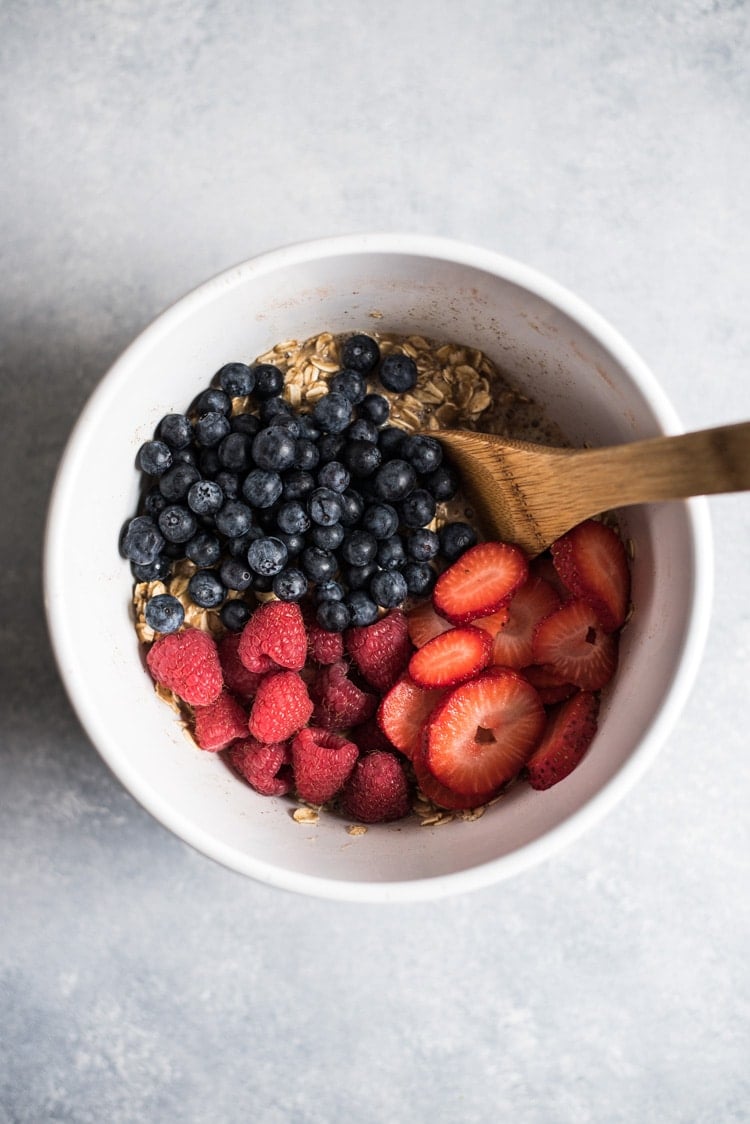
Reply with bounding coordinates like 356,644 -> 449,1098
121,334 -> 478,632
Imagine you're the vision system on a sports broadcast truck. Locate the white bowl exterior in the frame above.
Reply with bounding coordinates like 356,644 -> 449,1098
44,234 -> 712,901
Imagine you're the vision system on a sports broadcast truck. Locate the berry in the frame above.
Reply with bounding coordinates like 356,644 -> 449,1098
121,515 -> 164,565
343,438 -> 382,477
550,519 -> 630,633
252,426 -> 297,471
247,536 -> 288,577
251,363 -> 285,398
338,489 -> 365,527
312,391 -> 353,434
218,632 -> 264,699
343,561 -> 377,591
377,674 -> 443,759
146,628 -> 223,706
344,590 -> 379,628
231,412 -> 261,438
132,555 -> 171,582
215,470 -> 241,499
215,500 -> 253,539
217,361 -> 255,397
526,691 -> 600,790
186,531 -> 221,567
423,667 -> 545,797
144,593 -> 184,634
218,432 -> 251,472
307,619 -> 345,664
158,504 -> 198,544
340,751 -> 411,824
359,393 -> 389,426
192,690 -> 248,752
311,660 -> 378,729
341,333 -> 380,374
409,625 -> 492,690
238,600 -> 307,673
341,529 -> 377,567
227,738 -> 293,797
195,410 -> 231,447
317,460 -> 350,493
242,469 -> 283,509
399,488 -> 436,528
315,579 -> 345,602
187,479 -> 223,515
301,546 -> 337,583
405,600 -> 454,648
361,502 -> 398,540
411,730 -> 495,811
158,462 -> 200,501
346,418 -> 379,444
308,487 -> 343,526
370,569 -> 408,609
424,463 -> 459,501
433,541 -> 528,625
345,609 -> 412,692
400,434 -> 443,475
137,439 -> 172,476
404,564 -> 434,598
406,528 -> 439,562
194,387 -> 232,416
291,727 -> 359,805
316,599 -> 351,632
293,438 -> 320,471
220,599 -> 253,633
379,352 -> 417,392
489,575 -> 561,668
330,368 -> 367,403
318,432 -> 346,463
376,534 -> 407,570
296,415 -> 321,441
373,459 -> 417,502
158,413 -> 192,449
273,567 -> 308,601
521,665 -> 577,706
188,569 -> 225,608
248,670 -> 313,743
276,500 -> 311,535
259,396 -> 291,425
282,470 -> 315,501
531,599 -> 618,690
142,488 -> 168,519
219,556 -> 254,592
438,521 -> 477,562
377,426 -> 405,458
311,522 -> 345,551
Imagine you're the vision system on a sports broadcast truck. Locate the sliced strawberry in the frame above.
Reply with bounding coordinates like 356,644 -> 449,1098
526,690 -> 600,789
433,542 -> 529,625
521,664 -> 577,705
405,599 -> 454,648
408,625 -> 492,690
551,519 -> 630,632
471,605 -> 511,638
377,675 -> 443,759
491,576 -> 561,668
413,730 -> 497,811
532,599 -> 618,690
529,552 -> 571,603
424,667 -> 545,796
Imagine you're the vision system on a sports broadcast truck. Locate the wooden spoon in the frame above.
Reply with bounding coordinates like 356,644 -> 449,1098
435,421 -> 750,556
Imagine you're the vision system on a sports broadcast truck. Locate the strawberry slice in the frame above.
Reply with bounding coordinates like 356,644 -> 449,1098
491,575 -> 561,668
551,519 -> 630,632
405,599 -> 454,648
532,599 -> 618,690
377,675 -> 443,759
521,664 -> 577,705
433,542 -> 529,625
408,626 -> 492,690
413,729 -> 497,810
424,667 -> 545,796
526,690 -> 600,789
471,605 -> 510,637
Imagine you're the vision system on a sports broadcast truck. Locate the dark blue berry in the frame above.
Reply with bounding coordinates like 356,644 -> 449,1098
439,521 -> 478,562
311,522 -> 344,551
293,438 -> 319,472
278,531 -> 306,557
143,488 -> 168,519
373,459 -> 417,502
242,469 -> 283,508
344,590 -> 379,627
188,569 -> 225,608
370,569 -> 408,608
273,414 -> 302,436
144,593 -> 185,633
220,599 -> 252,632
217,361 -> 256,398
312,391 -> 353,434
296,415 -> 321,441
425,463 -> 459,501
194,387 -> 232,416
162,541 -> 187,561
401,434 -> 443,475
159,462 -> 201,501
359,393 -> 390,426
315,579 -> 345,602
378,426 -> 405,458
344,438 -> 382,478
379,352 -> 417,393
276,500 -> 310,535
171,446 -> 199,467
252,426 -> 296,471
218,432 -> 251,472
341,334 -> 380,374
131,554 -> 171,582
346,418 -> 379,443
343,561 -> 377,591
158,504 -> 198,543
215,500 -> 253,538
252,364 -> 285,399
137,439 -> 172,476
186,531 -> 222,567
301,546 -> 337,582
316,599 -> 351,632
247,536 -> 288,577
231,413 -> 261,438
229,527 -> 263,558
403,561 -> 437,597
317,460 -> 349,493
341,529 -> 378,567
281,470 -> 315,501
377,534 -> 407,570
215,470 -> 240,500
308,487 -> 343,526
273,568 -> 308,602
158,413 -> 193,449
399,488 -> 436,529
198,447 -> 221,477
318,433 -> 346,463
407,528 -> 440,561
187,479 -> 224,515
194,410 -> 231,447
219,556 -> 254,591
361,502 -> 399,540
338,488 -> 365,527
259,396 -> 291,425
250,573 -> 274,593
330,368 -> 367,403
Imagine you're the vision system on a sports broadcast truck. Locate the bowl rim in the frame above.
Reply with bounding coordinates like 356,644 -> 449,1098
43,232 -> 714,902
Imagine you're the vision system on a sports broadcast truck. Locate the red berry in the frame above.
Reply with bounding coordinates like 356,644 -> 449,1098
432,541 -> 528,625
551,519 -> 630,632
377,674 -> 443,760
247,670 -> 314,743
521,664 -> 577,705
526,690 -> 600,789
340,751 -> 411,823
192,689 -> 248,751
310,660 -> 378,729
291,727 -> 359,805
238,601 -> 307,674
218,632 -> 265,701
490,575 -> 561,669
307,621 -> 345,665
405,599 -> 453,648
345,609 -> 413,692
226,737 -> 293,796
532,599 -> 618,691
146,628 -> 223,707
408,625 -> 492,690
412,729 -> 496,811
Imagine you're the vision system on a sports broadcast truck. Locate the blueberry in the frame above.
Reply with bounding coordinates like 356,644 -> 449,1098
301,546 -> 337,582
296,415 -> 321,441
278,531 -> 306,557
439,521 -> 478,562
318,433 -> 346,463
219,556 -> 254,591
341,334 -> 380,374
346,418 -> 379,444
311,522 -> 344,551
379,352 -> 417,393
198,447 -> 221,477
343,438 -> 382,478
316,599 -> 351,632
142,488 -> 168,519
158,504 -> 198,544
186,530 -> 222,567
338,488 -> 365,527
137,439 -> 172,476
229,527 -> 263,558
252,426 -> 297,471
194,410 -> 231,447
215,470 -> 240,500
159,462 -> 201,501
359,393 -> 390,426
217,361 -> 256,398
308,487 -> 343,526
242,469 -> 283,508
312,391 -> 353,434
268,413 -> 301,437
172,446 -> 199,467
361,502 -> 399,540
424,463 -> 459,501
231,413 -> 261,438
273,568 -> 308,602
188,569 -> 225,609
377,426 -> 405,458
251,364 -> 285,399
187,479 -> 224,516
215,500 -> 253,538
399,488 -> 436,529
330,368 -> 367,403
403,561 -> 437,597
144,593 -> 185,634
162,541 -> 187,561
218,432 -> 251,472
401,434 -> 443,475
276,500 -> 311,535
293,438 -> 320,471
158,413 -> 193,449
260,396 -> 291,425
370,569 -> 408,609
345,590 -> 379,627
317,460 -> 350,493
407,528 -> 439,561
377,534 -> 407,570
194,387 -> 232,416
373,459 -> 417,502
281,470 -> 315,501
315,579 -> 345,602
220,599 -> 252,632
341,529 -> 378,567
247,536 -> 288,577
343,561 -> 377,591
131,554 -> 171,582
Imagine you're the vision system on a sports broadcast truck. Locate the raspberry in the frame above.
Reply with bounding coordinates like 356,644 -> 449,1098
146,628 -> 223,706
218,632 -> 266,701
345,609 -> 413,693
291,727 -> 359,805
308,621 -> 345,665
238,601 -> 307,674
310,660 -> 377,730
340,751 -> 412,823
192,690 -> 248,752
247,670 -> 313,743
348,716 -> 397,756
226,737 -> 293,796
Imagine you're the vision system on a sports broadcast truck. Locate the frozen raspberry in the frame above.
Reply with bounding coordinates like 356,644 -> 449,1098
247,670 -> 314,743
340,751 -> 412,823
238,601 -> 307,674
146,628 -> 223,707
345,609 -> 413,693
192,690 -> 248,752
310,660 -> 377,730
226,737 -> 293,797
218,632 -> 266,701
291,727 -> 359,805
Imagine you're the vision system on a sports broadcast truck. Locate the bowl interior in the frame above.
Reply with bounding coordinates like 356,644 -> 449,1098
45,237 -> 710,900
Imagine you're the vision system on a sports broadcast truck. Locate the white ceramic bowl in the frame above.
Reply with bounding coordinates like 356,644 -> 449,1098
44,234 -> 713,901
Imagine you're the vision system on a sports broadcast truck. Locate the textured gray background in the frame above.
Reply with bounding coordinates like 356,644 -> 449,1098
2,2 -> 750,1121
